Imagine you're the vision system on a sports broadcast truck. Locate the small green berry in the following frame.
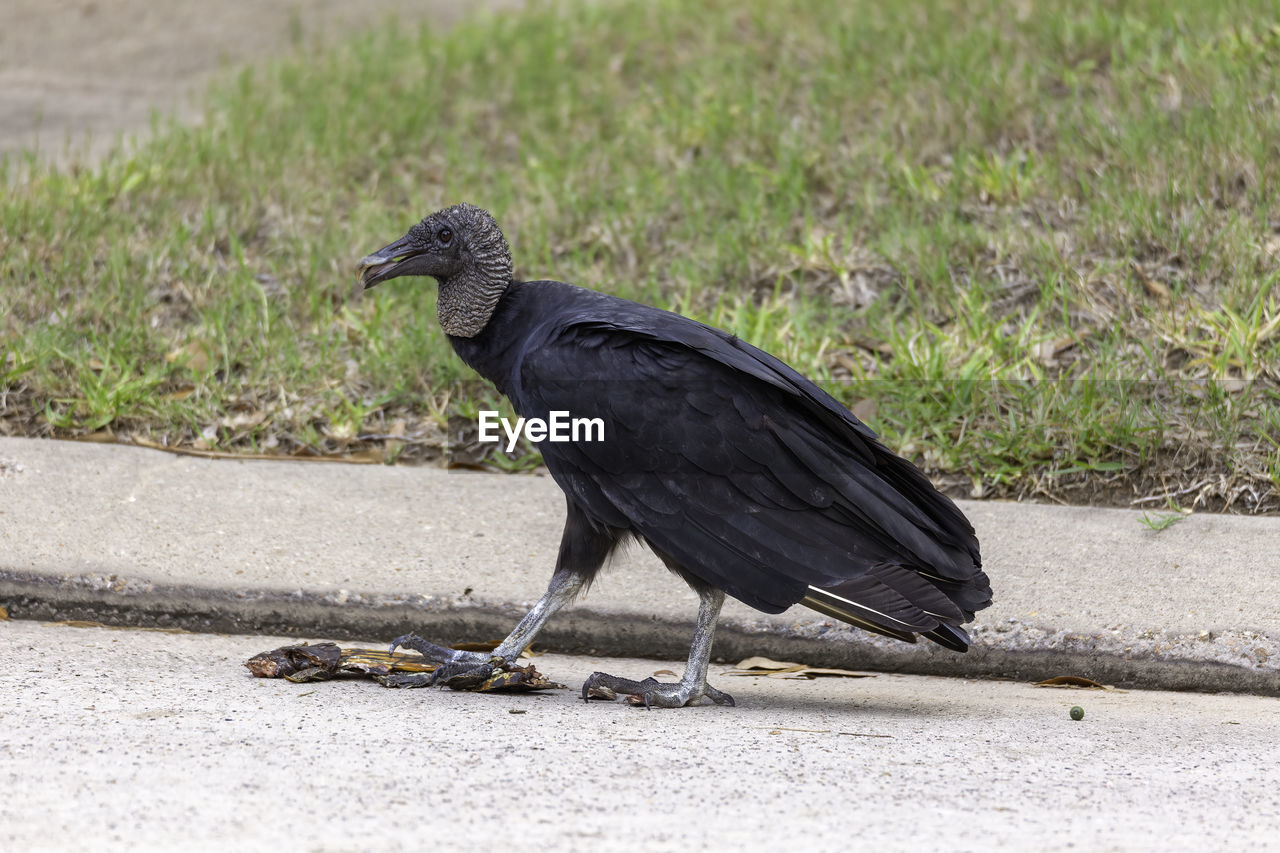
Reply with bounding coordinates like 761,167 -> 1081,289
1070,705 -> 1085,721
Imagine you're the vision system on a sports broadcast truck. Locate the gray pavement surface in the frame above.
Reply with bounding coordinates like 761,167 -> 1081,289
2,436 -> 1279,695
0,0 -> 522,166
3,619 -> 1278,852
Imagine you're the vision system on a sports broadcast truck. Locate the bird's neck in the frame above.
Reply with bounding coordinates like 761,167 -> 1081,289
445,279 -> 536,397
437,268 -> 510,337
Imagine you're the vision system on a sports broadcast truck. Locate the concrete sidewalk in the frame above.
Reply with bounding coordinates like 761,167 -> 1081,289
0,0 -> 523,165
2,436 -> 1277,694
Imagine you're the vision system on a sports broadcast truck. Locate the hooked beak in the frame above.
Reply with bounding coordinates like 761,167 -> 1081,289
357,233 -> 421,290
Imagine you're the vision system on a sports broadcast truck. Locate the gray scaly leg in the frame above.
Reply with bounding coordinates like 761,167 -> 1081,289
385,500 -> 615,688
581,585 -> 734,708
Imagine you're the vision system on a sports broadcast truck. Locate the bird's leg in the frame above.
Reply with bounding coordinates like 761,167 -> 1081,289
386,500 -> 615,689
385,565 -> 589,688
581,584 -> 735,708
489,564 -> 590,659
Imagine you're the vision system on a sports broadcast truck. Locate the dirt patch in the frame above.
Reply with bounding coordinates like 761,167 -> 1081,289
0,0 -> 521,165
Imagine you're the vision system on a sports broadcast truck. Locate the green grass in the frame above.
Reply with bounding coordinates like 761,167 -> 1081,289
2,0 -> 1279,511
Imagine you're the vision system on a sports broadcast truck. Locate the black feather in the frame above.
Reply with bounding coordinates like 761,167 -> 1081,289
444,280 -> 992,650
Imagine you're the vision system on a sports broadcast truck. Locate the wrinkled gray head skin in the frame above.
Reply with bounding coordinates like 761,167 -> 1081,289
358,203 -> 513,337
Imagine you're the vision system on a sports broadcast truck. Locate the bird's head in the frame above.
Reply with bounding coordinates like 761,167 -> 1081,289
358,203 -> 513,337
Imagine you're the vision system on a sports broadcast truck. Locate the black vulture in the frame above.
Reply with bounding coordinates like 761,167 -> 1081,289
358,203 -> 991,708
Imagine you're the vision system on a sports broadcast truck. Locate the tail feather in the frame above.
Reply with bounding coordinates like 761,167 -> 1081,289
800,589 -> 919,644
923,623 -> 971,652
864,562 -> 965,623
802,561 -> 984,652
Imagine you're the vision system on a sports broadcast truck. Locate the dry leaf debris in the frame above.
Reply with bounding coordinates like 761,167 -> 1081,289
244,641 -> 562,692
725,656 -> 877,680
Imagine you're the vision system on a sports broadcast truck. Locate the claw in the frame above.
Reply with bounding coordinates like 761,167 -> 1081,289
389,632 -> 466,662
580,671 -> 735,709
702,684 -> 737,707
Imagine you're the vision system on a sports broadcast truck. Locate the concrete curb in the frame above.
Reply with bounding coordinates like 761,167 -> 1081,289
2,437 -> 1277,694
4,571 -> 1277,695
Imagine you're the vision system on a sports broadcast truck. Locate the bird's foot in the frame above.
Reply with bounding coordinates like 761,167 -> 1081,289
382,632 -> 495,688
580,672 -> 736,709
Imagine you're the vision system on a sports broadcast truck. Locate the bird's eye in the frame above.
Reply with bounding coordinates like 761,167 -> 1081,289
437,228 -> 453,245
